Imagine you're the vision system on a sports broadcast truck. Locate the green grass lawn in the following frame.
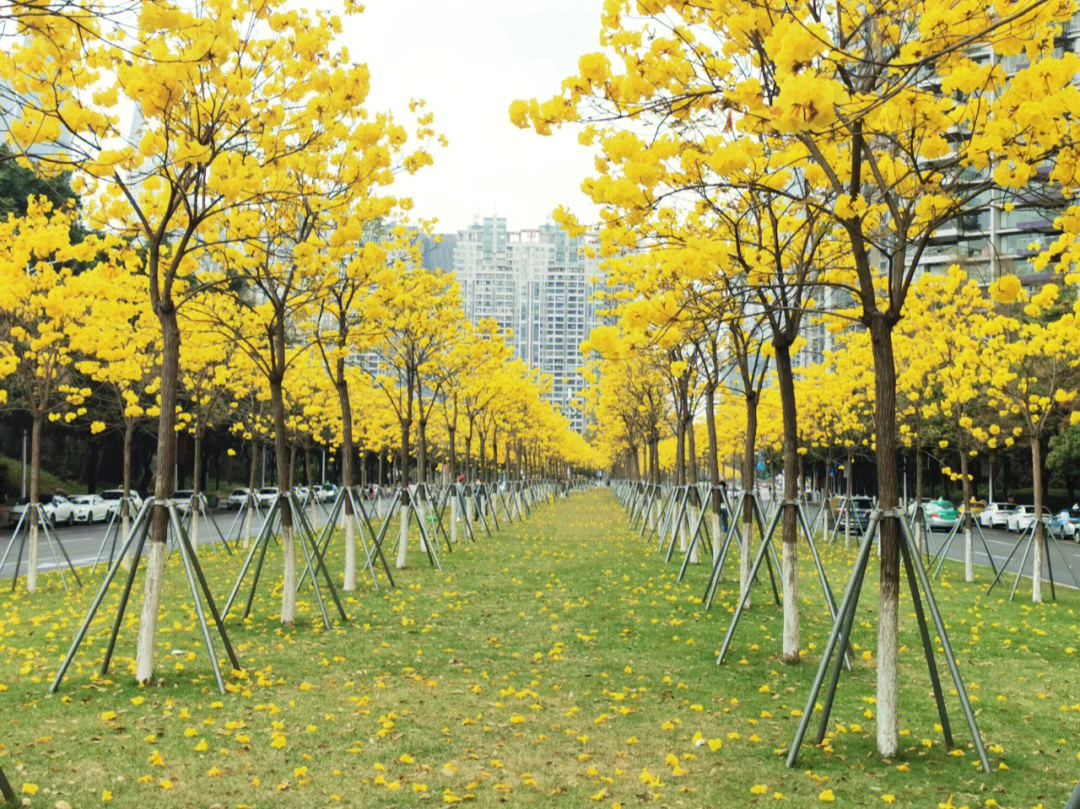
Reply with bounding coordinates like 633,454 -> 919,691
1,489 -> 1078,808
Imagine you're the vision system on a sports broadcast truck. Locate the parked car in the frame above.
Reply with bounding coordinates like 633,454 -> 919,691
926,498 -> 960,530
171,489 -> 195,514
1049,506 -> 1080,540
831,495 -> 875,531
43,494 -> 78,526
101,489 -> 144,520
908,498 -> 959,530
1006,505 -> 1052,533
11,494 -> 75,526
315,483 -> 338,503
960,499 -> 986,516
71,494 -> 110,524
979,502 -> 1013,529
223,488 -> 253,509
294,485 -> 312,502
255,487 -> 279,507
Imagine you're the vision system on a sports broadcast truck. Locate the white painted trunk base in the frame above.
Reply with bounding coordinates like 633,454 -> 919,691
688,506 -> 699,563
876,585 -> 899,757
122,510 -> 133,570
281,527 -> 296,626
343,519 -> 356,592
135,540 -> 167,683
740,521 -> 752,610
782,539 -> 799,662
1032,535 -> 1044,603
964,522 -> 974,582
396,504 -> 409,569
27,518 -> 39,593
190,509 -> 201,550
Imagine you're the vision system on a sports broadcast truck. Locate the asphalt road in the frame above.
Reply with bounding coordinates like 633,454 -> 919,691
804,504 -> 1080,591
0,500 -> 365,583
651,499 -> 1080,593
5,499 -> 1080,594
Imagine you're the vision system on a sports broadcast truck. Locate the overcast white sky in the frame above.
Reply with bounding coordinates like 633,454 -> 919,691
343,0 -> 605,235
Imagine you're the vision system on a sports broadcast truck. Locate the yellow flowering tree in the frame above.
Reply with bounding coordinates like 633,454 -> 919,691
0,199 -> 117,592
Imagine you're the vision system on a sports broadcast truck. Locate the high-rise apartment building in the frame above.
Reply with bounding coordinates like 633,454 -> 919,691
445,217 -> 605,433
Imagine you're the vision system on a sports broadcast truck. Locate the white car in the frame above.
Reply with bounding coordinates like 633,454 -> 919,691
1007,506 -> 1052,534
71,494 -> 110,524
315,483 -> 338,503
223,488 -> 253,509
101,489 -> 144,520
13,494 -> 77,526
979,503 -> 1013,529
293,485 -> 312,502
255,487 -> 279,507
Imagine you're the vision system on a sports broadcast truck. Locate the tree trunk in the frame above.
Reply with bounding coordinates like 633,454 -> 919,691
270,377 -> 296,626
1031,436 -> 1045,603
191,430 -> 203,549
845,448 -> 854,547
675,414 -> 687,552
337,375 -> 357,592
136,301 -> 180,683
447,426 -> 457,478
687,416 -> 699,564
774,342 -> 800,664
464,431 -> 472,483
26,413 -> 42,594
122,419 -> 134,566
869,313 -> 900,760
245,439 -> 257,549
740,393 -> 758,609
915,437 -> 926,557
397,415 -> 412,569
960,447 -> 973,582
418,418 -> 428,488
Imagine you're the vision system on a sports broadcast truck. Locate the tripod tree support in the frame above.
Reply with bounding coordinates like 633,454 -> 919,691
1066,779 -> 1080,809
0,766 -> 15,806
715,499 -> 847,668
701,491 -> 781,610
299,485 -> 390,592
222,492 -> 348,628
985,519 -> 1080,600
1,503 -> 82,592
786,508 -> 990,774
49,499 -> 240,696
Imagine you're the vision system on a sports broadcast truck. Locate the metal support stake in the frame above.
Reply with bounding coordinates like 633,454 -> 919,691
292,493 -> 348,621
48,501 -> 152,694
786,510 -> 881,768
715,502 -> 784,665
898,514 -> 990,773
222,497 -> 282,620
